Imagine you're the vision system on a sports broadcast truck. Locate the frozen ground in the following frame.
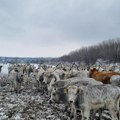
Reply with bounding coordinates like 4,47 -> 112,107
0,82 -> 69,120
0,77 -> 113,120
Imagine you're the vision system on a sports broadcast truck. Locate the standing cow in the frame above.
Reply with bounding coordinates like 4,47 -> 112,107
8,70 -> 23,93
65,84 -> 120,120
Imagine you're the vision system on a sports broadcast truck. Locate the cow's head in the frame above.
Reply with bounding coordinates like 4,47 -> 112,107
64,85 -> 79,104
43,69 -> 60,84
49,87 -> 59,103
47,78 -> 57,92
43,71 -> 54,84
89,68 -> 98,77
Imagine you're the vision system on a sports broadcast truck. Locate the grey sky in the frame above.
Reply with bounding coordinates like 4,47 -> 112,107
0,0 -> 120,57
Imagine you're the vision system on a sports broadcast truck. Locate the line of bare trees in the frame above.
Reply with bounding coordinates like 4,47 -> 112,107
59,38 -> 120,64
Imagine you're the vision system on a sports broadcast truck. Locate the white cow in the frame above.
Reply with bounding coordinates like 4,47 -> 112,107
8,70 -> 23,93
65,84 -> 120,120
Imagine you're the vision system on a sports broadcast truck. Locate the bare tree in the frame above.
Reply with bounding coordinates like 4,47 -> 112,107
59,38 -> 120,64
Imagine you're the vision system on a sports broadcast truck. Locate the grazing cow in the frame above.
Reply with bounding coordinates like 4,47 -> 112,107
8,70 -> 23,93
89,68 -> 120,84
35,67 -> 45,89
65,84 -> 120,120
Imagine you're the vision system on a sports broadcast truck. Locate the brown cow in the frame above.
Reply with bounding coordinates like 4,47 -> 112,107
89,68 -> 120,84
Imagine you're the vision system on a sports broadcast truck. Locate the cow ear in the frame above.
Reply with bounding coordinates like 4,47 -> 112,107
64,88 -> 68,94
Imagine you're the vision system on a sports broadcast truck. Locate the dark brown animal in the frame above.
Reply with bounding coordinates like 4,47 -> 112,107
89,68 -> 120,84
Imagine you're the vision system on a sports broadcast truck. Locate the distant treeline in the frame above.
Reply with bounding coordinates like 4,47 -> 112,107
0,57 -> 54,64
59,38 -> 120,64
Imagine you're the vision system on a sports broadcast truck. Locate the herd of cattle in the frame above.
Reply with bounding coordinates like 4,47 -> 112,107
1,63 -> 120,120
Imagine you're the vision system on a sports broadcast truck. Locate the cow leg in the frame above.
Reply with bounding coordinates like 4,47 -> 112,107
40,81 -> 42,89
16,83 -> 19,93
10,81 -> 13,92
90,109 -> 97,120
83,108 -> 90,120
71,109 -> 77,120
72,109 -> 77,120
98,108 -> 103,120
18,83 -> 21,93
14,80 -> 18,93
81,109 -> 84,120
31,81 -> 34,89
36,80 -> 39,89
118,111 -> 120,120
109,108 -> 118,120
36,80 -> 40,91
13,82 -> 15,92
81,109 -> 89,120
111,111 -> 118,120
70,105 -> 77,120
91,109 -> 103,120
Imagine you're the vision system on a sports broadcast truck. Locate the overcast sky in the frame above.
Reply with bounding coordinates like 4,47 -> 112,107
0,0 -> 120,57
